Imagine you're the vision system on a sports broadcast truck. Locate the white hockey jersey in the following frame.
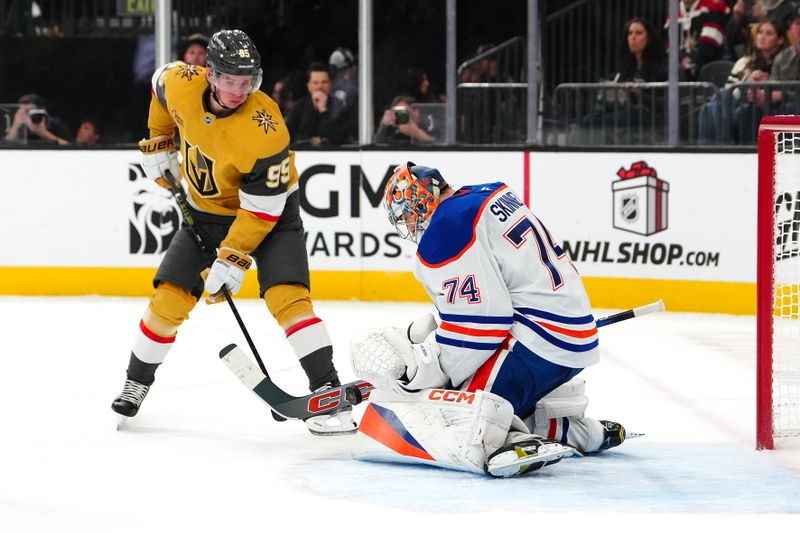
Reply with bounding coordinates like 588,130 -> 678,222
415,182 -> 599,387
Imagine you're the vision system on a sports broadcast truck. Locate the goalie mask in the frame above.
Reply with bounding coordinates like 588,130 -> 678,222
206,29 -> 263,100
383,162 -> 448,243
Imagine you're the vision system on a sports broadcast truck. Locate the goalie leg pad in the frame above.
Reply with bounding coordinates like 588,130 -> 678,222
532,416 -> 606,453
352,388 -> 514,475
530,377 -> 589,428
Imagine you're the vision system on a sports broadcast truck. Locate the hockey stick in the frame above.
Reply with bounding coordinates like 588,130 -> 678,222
160,169 -> 286,421
595,299 -> 665,328
220,343 -> 372,420
219,300 -> 667,421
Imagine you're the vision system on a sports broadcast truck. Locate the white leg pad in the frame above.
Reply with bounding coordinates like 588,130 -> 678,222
531,416 -> 606,453
353,388 -> 514,475
531,377 -> 588,427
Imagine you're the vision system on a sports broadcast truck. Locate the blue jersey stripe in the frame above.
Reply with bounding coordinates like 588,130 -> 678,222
436,334 -> 502,351
513,313 -> 599,353
513,307 -> 595,325
438,312 -> 514,325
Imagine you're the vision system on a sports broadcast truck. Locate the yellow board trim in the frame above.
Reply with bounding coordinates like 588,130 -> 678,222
0,267 -> 755,314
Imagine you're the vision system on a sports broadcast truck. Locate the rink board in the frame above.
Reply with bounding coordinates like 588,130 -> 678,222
0,149 -> 757,313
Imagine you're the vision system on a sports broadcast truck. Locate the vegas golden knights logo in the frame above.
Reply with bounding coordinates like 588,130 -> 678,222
183,141 -> 219,196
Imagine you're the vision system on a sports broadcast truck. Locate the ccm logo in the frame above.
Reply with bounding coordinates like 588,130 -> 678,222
427,389 -> 475,404
308,389 -> 340,413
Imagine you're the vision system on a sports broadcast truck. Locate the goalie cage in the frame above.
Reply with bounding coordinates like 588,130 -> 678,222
757,115 -> 800,450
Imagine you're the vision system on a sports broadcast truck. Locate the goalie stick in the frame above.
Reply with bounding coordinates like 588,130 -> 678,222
219,300 -> 666,421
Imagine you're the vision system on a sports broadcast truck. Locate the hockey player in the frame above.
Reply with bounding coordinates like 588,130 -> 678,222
111,29 -> 356,436
349,162 -> 626,476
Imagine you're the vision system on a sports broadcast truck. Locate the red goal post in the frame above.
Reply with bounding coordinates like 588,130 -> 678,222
757,115 -> 800,450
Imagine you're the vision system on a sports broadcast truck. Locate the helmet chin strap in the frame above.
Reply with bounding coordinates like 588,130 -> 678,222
210,84 -> 235,110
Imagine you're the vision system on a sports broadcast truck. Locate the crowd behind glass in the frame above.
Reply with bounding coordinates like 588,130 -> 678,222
2,0 -> 797,148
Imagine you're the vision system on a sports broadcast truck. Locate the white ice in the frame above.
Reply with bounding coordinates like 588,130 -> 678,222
1,296 -> 799,533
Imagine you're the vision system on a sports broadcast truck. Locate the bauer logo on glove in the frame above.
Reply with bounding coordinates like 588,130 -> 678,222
138,136 -> 176,154
205,246 -> 253,302
138,135 -> 182,189
223,251 -> 252,269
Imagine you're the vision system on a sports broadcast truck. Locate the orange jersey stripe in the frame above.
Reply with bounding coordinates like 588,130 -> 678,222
440,321 -> 509,337
533,320 -> 598,339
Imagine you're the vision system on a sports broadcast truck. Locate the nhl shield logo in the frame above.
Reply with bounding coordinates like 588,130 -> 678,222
620,195 -> 638,222
612,161 -> 669,236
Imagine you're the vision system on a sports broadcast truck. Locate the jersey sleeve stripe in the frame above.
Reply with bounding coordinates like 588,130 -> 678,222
533,320 -> 598,339
438,312 -> 514,325
513,307 -> 594,325
513,313 -> 599,353
242,208 -> 279,222
239,189 -> 286,220
440,321 -> 510,337
436,333 -> 503,351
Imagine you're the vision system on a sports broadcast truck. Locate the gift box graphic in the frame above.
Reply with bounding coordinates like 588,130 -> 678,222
612,161 -> 669,236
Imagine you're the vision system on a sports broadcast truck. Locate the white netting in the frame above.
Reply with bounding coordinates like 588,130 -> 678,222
772,131 -> 800,440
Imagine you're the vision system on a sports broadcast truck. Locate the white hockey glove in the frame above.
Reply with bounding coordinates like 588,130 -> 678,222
138,135 -> 181,188
397,341 -> 449,393
406,312 -> 438,343
204,247 -> 253,303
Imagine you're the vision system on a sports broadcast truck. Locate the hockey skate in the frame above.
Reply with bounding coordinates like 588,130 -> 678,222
304,383 -> 358,436
484,435 -> 575,478
111,378 -> 150,422
595,420 -> 626,452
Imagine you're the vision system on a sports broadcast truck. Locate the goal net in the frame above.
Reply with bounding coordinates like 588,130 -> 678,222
757,116 -> 800,449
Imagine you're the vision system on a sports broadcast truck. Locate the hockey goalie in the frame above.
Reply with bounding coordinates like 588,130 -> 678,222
349,162 -> 628,478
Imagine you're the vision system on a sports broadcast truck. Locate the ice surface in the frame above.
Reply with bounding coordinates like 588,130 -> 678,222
1,296 -> 798,532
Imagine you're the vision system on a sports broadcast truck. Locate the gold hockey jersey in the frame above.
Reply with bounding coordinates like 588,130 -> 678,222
148,61 -> 298,254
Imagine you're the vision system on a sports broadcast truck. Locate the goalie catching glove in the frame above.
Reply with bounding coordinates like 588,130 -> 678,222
350,326 -> 448,393
138,135 -> 181,188
205,247 -> 253,303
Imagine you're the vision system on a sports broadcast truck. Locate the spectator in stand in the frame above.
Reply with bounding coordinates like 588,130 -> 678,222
374,95 -> 434,145
667,0 -> 730,80
75,118 -> 103,146
459,43 -> 503,83
286,62 -> 353,146
773,5 -> 800,79
3,94 -> 71,145
613,18 -> 668,82
728,1 -> 798,59
180,33 -> 209,66
328,47 -> 358,123
270,73 -> 302,117
581,18 -> 667,144
727,0 -> 764,58
726,18 -> 787,141
401,67 -> 443,103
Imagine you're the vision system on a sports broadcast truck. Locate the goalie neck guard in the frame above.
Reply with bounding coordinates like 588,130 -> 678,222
383,162 -> 448,244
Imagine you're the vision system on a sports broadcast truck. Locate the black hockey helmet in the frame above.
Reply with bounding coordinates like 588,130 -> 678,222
207,29 -> 263,92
